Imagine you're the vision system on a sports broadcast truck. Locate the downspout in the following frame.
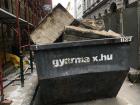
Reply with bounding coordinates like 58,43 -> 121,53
138,1 -> 140,41
120,1 -> 125,35
138,1 -> 140,66
16,0 -> 24,87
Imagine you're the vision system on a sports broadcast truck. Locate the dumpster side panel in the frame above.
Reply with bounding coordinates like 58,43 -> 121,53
39,71 -> 128,105
34,41 -> 131,105
35,43 -> 130,79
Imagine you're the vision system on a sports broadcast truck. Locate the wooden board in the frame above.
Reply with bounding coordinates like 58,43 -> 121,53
80,19 -> 105,30
30,4 -> 74,45
63,34 -> 92,42
64,26 -> 122,41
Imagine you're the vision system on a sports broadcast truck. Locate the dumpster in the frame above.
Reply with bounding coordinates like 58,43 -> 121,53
31,36 -> 132,105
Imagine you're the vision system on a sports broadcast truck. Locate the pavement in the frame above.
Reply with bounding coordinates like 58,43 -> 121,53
3,69 -> 140,105
3,69 -> 38,105
68,79 -> 140,105
33,78 -> 140,105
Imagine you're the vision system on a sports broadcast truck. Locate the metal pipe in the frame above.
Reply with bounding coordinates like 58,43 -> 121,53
138,1 -> 140,66
30,50 -> 33,73
120,8 -> 124,35
1,24 -> 6,65
26,0 -> 33,73
16,0 -> 24,87
16,0 -> 20,52
0,24 -> 4,100
138,1 -> 140,44
20,54 -> 24,87
0,62 -> 4,102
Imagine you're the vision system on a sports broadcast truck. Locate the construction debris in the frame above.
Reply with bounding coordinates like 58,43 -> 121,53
80,19 -> 105,30
1,99 -> 12,105
30,4 -> 122,44
30,4 -> 74,45
63,26 -> 122,41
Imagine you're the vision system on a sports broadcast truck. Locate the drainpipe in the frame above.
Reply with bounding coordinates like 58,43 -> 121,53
138,1 -> 140,65
120,9 -> 124,35
16,0 -> 24,87
120,1 -> 125,36
138,1 -> 140,40
0,62 -> 4,101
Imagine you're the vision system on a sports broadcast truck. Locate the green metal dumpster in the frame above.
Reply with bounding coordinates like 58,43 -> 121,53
31,36 -> 132,105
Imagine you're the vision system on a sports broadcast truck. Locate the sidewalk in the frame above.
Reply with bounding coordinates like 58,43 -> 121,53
3,70 -> 140,105
3,70 -> 38,105
68,79 -> 140,105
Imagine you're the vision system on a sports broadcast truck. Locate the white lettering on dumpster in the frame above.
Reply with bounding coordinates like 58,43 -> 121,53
52,54 -> 113,68
52,57 -> 90,68
120,36 -> 132,42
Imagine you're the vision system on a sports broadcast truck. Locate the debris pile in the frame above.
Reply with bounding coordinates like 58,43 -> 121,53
78,19 -> 105,30
30,4 -> 75,45
30,4 -> 122,45
63,25 -> 121,42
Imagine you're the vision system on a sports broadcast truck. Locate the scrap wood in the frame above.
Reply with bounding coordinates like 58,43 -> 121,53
63,34 -> 91,42
80,19 -> 105,30
0,99 -> 12,105
30,4 -> 74,45
64,26 -> 122,39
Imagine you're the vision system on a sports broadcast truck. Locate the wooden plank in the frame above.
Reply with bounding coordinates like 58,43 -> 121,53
80,19 -> 105,31
30,4 -> 74,45
63,34 -> 92,42
64,26 -> 122,41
